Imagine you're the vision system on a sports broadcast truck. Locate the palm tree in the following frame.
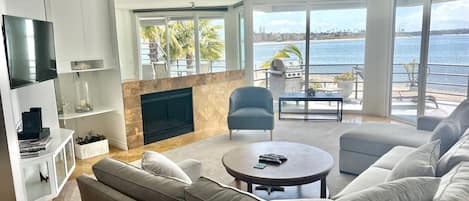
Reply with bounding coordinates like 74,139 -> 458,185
260,44 -> 304,68
140,19 -> 224,67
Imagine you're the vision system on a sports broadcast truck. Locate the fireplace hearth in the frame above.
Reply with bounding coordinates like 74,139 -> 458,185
141,88 -> 194,144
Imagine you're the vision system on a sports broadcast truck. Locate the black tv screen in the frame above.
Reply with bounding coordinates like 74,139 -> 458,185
2,15 -> 57,89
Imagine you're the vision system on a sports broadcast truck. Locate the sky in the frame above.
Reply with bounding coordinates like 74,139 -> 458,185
253,0 -> 469,33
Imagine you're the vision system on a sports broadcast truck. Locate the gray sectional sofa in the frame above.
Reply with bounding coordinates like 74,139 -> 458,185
77,100 -> 469,201
340,99 -> 469,175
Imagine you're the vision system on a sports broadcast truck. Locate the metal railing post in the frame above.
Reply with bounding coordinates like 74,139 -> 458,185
355,65 -> 359,100
265,69 -> 269,89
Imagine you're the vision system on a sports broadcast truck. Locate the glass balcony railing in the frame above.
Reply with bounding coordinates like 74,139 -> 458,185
254,63 -> 468,113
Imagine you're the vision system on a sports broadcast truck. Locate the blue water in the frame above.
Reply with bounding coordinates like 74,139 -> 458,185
254,34 -> 469,93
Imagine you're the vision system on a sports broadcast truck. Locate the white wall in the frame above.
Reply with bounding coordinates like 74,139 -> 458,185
11,81 -> 59,129
362,0 -> 395,117
0,0 -> 30,199
115,8 -> 139,81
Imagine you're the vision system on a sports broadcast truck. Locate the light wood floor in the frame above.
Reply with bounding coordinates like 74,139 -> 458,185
71,114 -> 397,180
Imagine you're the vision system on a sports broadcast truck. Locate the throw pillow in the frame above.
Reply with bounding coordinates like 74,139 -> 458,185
386,140 -> 440,181
336,177 -> 441,201
434,162 -> 469,201
436,130 -> 469,176
431,120 -> 461,157
185,177 -> 263,201
141,150 -> 192,183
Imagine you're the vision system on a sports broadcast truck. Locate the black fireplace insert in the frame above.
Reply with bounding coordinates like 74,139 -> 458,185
141,88 -> 194,144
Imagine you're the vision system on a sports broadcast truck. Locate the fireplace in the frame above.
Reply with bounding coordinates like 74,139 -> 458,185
141,88 -> 194,144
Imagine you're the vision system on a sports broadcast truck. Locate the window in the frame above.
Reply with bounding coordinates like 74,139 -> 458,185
137,13 -> 227,79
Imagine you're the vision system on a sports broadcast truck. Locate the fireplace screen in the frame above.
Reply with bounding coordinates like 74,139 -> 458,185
141,87 -> 194,144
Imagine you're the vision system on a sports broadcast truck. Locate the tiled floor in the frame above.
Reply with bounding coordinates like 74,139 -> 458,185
71,114 -> 397,180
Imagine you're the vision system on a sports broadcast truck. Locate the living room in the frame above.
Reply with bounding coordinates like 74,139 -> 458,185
0,0 -> 468,201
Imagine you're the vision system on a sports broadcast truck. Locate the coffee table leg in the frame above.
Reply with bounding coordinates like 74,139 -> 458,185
247,182 -> 253,193
320,178 -> 327,198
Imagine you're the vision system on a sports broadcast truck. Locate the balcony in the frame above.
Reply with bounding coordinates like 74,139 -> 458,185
253,63 -> 468,117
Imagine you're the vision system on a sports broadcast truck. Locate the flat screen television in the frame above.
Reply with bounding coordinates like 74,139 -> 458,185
2,15 -> 57,89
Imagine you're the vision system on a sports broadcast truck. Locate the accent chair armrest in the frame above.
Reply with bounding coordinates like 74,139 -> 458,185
177,159 -> 202,182
417,116 -> 444,131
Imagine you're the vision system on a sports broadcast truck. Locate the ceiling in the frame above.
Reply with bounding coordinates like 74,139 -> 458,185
115,0 -> 242,10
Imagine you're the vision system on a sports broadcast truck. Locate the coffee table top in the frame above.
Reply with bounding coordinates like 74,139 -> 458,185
222,141 -> 334,186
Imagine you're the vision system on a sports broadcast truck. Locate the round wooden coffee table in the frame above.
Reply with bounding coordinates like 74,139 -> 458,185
222,141 -> 334,198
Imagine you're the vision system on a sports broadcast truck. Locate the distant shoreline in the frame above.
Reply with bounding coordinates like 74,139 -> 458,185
254,33 -> 469,46
254,37 -> 365,45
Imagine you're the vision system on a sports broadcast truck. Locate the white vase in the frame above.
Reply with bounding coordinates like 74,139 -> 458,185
75,139 -> 109,160
337,81 -> 354,100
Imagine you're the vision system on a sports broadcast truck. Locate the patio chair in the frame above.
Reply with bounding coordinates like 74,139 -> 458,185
352,66 -> 439,108
227,87 -> 274,140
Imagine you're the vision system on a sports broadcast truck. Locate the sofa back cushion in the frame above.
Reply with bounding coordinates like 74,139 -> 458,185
336,177 -> 440,201
185,177 -> 263,201
386,140 -> 440,181
431,120 -> 461,157
93,158 -> 189,201
436,130 -> 469,176
434,162 -> 469,201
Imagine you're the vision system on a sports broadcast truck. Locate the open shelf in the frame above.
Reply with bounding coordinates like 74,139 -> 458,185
58,107 -> 116,120
58,67 -> 113,74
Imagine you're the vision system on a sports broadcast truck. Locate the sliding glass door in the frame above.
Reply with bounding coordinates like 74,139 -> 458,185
252,2 -> 367,114
424,0 -> 469,116
391,0 -> 425,121
309,5 -> 367,111
391,0 -> 469,121
253,9 -> 306,112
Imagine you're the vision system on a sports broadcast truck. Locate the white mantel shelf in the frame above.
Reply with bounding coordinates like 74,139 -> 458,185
58,107 -> 116,120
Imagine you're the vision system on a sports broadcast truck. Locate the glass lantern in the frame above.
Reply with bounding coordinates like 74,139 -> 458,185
74,73 -> 93,113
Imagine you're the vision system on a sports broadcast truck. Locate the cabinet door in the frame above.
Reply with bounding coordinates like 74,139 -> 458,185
48,0 -> 86,72
81,0 -> 116,68
54,149 -> 67,190
22,160 -> 53,201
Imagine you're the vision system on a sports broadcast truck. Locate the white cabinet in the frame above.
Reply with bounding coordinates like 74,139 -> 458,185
5,0 -> 46,20
48,0 -> 116,72
20,129 -> 75,201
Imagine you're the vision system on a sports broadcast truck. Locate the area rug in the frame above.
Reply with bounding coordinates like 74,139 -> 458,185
55,120 -> 359,201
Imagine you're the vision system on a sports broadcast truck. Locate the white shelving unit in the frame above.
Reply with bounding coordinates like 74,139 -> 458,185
20,129 -> 75,201
48,0 -> 128,150
58,107 -> 116,120
58,67 -> 114,74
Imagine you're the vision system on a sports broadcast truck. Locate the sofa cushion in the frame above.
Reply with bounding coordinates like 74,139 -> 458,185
372,146 -> 416,170
386,140 -> 440,181
93,158 -> 189,201
436,130 -> 469,176
340,123 -> 431,156
228,107 -> 274,130
333,167 -> 391,199
434,162 -> 469,201
185,177 -> 263,201
141,151 -> 192,183
336,177 -> 441,201
431,120 -> 462,157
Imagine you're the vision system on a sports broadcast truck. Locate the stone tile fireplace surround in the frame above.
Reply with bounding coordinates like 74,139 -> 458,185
122,70 -> 246,149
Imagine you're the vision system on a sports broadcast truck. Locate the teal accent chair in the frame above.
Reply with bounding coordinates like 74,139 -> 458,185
227,87 -> 274,140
